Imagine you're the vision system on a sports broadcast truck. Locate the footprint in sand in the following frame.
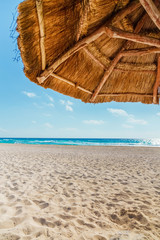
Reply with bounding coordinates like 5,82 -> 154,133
0,215 -> 25,230
7,195 -> 15,201
33,217 -> 58,228
110,208 -> 148,227
93,235 -> 107,240
22,224 -> 41,236
15,208 -> 22,216
94,210 -> 101,217
11,216 -> 25,227
95,221 -> 109,229
77,219 -> 95,228
32,200 -> 49,209
58,214 -> 75,221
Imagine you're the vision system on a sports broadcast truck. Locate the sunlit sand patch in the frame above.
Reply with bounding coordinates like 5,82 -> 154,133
0,144 -> 159,239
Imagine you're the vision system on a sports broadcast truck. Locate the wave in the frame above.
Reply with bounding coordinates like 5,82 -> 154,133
0,138 -> 160,147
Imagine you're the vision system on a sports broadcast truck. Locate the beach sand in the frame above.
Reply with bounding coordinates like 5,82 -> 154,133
0,144 -> 159,240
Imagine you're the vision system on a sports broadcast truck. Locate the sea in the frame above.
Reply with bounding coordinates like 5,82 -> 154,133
0,138 -> 160,147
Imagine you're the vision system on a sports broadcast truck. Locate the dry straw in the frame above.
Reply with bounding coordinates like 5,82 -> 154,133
17,0 -> 160,104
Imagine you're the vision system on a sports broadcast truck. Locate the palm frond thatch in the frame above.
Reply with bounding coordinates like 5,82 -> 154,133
17,0 -> 160,104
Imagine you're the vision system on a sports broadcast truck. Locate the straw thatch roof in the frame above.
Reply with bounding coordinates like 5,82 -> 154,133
17,0 -> 160,104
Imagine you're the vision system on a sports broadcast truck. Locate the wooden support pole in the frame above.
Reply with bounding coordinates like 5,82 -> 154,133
37,0 -> 141,83
139,0 -> 160,30
36,0 -> 46,70
153,56 -> 160,104
105,26 -> 160,47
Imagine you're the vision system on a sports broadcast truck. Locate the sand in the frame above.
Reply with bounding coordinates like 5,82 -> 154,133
0,144 -> 159,240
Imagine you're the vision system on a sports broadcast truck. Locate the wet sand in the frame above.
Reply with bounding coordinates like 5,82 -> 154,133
0,144 -> 159,240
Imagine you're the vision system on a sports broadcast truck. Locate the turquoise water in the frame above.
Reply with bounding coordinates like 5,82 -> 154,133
0,138 -> 160,147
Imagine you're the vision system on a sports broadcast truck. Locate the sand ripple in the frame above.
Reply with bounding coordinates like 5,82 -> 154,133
0,144 -> 159,239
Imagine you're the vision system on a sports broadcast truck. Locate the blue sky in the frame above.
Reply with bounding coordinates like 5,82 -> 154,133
0,0 -> 160,138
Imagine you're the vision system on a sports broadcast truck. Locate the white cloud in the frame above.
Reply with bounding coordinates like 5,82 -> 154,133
108,108 -> 147,126
45,103 -> 54,108
83,120 -> 104,125
127,117 -> 147,125
60,100 -> 73,112
34,102 -> 54,108
107,108 -> 129,117
157,112 -> 160,116
66,105 -> 73,112
44,123 -> 53,128
60,100 -> 65,105
47,95 -> 54,102
67,100 -> 73,106
23,91 -> 36,98
122,124 -> 134,129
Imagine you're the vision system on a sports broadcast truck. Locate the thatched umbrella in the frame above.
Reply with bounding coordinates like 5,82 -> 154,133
17,0 -> 160,104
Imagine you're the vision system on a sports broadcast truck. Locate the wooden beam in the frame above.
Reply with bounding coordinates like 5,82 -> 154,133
90,53 -> 122,102
114,68 -> 156,73
77,0 -> 90,41
139,0 -> 160,30
116,62 -> 156,72
37,0 -> 141,83
122,47 -> 160,56
134,12 -> 148,33
90,14 -> 147,102
105,26 -> 160,47
122,13 -> 148,50
50,73 -> 92,94
153,56 -> 160,104
86,46 -> 157,102
84,47 -> 157,72
51,73 -> 75,87
36,0 -> 46,70
37,26 -> 105,83
52,72 -> 156,96
98,93 -> 159,98
83,47 -> 108,69
111,1 -> 141,25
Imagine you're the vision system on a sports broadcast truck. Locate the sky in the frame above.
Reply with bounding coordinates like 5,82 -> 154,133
0,0 -> 160,138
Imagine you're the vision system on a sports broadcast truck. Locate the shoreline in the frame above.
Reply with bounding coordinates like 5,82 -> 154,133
1,137 -> 160,148
0,144 -> 159,239
0,143 -> 160,148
